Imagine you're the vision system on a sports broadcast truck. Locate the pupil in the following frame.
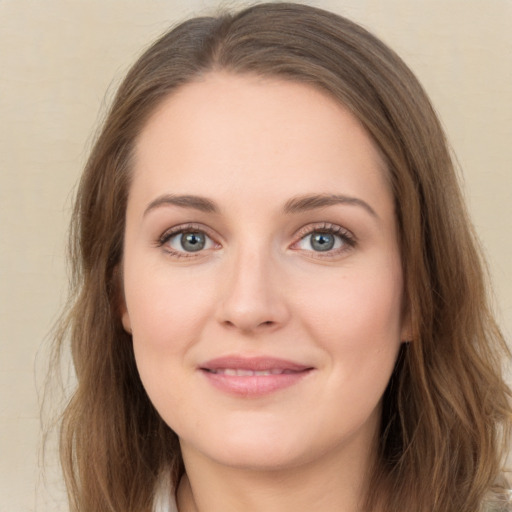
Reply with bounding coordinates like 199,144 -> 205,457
181,232 -> 205,252
311,232 -> 334,251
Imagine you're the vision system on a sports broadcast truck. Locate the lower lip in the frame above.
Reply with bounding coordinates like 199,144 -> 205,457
200,369 -> 313,397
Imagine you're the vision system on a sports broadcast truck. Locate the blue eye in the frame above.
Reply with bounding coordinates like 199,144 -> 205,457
180,232 -> 206,252
165,230 -> 215,253
297,231 -> 344,252
294,225 -> 355,255
309,232 -> 336,251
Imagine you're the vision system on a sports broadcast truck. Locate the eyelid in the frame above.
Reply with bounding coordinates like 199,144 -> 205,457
294,222 -> 355,240
157,223 -> 221,255
290,222 -> 356,255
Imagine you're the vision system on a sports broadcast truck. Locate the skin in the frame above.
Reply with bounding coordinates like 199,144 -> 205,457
121,72 -> 410,512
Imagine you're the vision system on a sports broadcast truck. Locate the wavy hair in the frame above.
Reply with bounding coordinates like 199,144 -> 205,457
52,3 -> 511,511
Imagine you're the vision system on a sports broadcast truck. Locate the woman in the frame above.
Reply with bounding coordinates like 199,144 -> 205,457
53,2 -> 511,511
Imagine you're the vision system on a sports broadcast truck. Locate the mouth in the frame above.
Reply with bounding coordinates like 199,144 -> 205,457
199,356 -> 314,397
203,368 -> 303,376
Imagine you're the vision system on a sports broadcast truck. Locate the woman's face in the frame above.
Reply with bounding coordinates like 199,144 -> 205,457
121,73 -> 409,471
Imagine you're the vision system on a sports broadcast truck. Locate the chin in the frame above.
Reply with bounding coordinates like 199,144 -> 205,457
180,418 -> 335,472
209,442 -> 307,472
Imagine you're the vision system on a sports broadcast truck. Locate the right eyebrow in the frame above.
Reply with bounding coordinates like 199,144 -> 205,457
143,194 -> 219,216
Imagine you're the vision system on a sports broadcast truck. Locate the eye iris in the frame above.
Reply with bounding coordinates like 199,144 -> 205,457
310,232 -> 335,251
181,232 -> 205,252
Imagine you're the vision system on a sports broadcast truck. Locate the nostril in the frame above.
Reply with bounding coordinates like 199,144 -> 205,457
222,319 -> 275,331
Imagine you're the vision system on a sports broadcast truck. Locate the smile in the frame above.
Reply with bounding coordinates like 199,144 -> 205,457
205,368 -> 301,376
199,356 -> 314,397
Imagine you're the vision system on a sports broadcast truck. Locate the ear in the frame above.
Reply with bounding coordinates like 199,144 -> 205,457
400,307 -> 413,343
114,265 -> 132,334
121,304 -> 132,334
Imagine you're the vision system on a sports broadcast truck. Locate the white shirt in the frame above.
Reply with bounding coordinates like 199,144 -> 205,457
153,476 -> 178,512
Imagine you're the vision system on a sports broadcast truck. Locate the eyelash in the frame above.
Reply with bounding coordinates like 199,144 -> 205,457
156,222 -> 356,259
292,222 -> 356,258
157,223 -> 218,259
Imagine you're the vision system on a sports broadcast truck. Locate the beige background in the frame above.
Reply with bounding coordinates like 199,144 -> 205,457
1,0 -> 511,510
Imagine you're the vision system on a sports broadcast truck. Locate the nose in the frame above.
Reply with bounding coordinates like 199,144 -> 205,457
216,246 -> 290,333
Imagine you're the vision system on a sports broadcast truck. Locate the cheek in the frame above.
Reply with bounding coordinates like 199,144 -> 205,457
296,257 -> 404,370
124,265 -> 218,423
125,262 -> 217,353
296,262 -> 403,428
303,255 -> 402,322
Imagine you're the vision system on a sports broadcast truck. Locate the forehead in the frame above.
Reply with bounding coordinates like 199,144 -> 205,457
131,72 -> 391,215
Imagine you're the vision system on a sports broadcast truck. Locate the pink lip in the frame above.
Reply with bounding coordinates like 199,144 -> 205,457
199,356 -> 314,397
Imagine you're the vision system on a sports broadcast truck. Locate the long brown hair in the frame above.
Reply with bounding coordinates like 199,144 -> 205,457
53,3 -> 511,511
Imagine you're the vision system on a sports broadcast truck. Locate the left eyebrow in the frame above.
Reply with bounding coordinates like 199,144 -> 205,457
283,193 -> 378,219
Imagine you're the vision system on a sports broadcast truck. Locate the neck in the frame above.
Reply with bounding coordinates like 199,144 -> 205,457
177,434 -> 378,512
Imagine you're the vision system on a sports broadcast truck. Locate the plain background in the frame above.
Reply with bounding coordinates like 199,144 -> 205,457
1,0 -> 511,510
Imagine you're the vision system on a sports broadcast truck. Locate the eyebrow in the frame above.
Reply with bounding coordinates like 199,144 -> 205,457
144,194 -> 219,216
143,192 -> 378,218
283,193 -> 378,218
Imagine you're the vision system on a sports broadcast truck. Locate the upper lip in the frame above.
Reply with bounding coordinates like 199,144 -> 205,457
200,356 -> 313,373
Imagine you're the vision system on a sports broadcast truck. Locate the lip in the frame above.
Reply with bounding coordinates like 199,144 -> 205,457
199,356 -> 314,397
